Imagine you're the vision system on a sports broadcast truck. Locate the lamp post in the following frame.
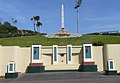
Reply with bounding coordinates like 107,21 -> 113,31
74,0 -> 82,34
77,8 -> 79,33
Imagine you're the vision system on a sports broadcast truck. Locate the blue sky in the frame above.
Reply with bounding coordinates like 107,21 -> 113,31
0,0 -> 120,34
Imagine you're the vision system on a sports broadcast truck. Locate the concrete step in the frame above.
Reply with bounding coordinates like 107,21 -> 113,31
45,64 -> 80,70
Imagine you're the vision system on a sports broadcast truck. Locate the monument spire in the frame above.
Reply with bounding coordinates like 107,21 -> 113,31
45,4 -> 81,38
61,4 -> 64,29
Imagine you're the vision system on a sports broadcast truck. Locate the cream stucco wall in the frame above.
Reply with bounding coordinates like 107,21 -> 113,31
72,46 -> 82,64
93,46 -> 103,71
19,47 -> 31,73
42,54 -> 52,65
42,46 -> 82,65
0,46 -> 20,76
1,44 -> 120,76
0,46 -> 2,75
104,44 -> 120,73
0,46 -> 31,76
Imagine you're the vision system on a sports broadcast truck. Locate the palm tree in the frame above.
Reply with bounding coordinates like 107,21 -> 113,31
31,16 -> 42,33
34,16 -> 40,32
31,16 -> 36,32
34,16 -> 40,22
36,21 -> 42,33
12,18 -> 17,26
14,20 -> 17,26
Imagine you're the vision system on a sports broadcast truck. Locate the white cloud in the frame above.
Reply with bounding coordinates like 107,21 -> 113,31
88,24 -> 120,32
83,16 -> 120,21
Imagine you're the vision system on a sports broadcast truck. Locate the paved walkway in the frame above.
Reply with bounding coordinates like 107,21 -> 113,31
0,72 -> 120,83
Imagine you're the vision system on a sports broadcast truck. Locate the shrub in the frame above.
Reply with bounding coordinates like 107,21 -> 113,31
93,41 -> 104,46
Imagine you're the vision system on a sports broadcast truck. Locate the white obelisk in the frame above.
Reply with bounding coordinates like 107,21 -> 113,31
61,4 -> 64,29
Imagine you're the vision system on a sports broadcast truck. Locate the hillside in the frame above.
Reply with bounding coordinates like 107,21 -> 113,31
0,35 -> 120,47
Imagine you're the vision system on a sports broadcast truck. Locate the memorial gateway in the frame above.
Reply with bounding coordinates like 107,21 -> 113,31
0,44 -> 120,78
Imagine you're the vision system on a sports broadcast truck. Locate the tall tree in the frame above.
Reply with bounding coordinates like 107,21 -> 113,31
34,16 -> 40,32
34,16 -> 40,22
36,21 -> 42,33
12,18 -> 17,26
31,16 -> 36,32
14,20 -> 17,26
31,16 -> 42,32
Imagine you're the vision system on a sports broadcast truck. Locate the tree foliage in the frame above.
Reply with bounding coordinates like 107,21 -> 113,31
12,18 -> 17,26
0,21 -> 18,34
93,41 -> 104,46
31,16 -> 42,33
0,21 -> 36,38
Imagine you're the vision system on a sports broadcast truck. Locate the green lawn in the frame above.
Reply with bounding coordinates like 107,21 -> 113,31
0,35 -> 120,47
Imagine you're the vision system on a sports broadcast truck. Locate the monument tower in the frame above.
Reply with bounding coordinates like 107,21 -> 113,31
61,4 -> 64,29
60,4 -> 68,34
45,4 -> 81,38
55,4 -> 70,36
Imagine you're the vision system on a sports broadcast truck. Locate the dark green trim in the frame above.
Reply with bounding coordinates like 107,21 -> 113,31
79,65 -> 97,72
26,66 -> 45,73
105,70 -> 117,75
45,70 -> 79,72
5,73 -> 18,79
